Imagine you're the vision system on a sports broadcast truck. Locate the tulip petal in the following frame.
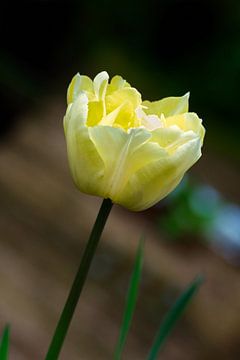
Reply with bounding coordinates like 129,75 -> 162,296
87,101 -> 105,126
65,125 -> 104,195
106,87 -> 142,113
98,104 -> 125,126
64,93 -> 104,194
165,112 -> 205,143
151,126 -> 198,154
107,75 -> 131,94
64,93 -> 88,131
67,73 -> 94,104
105,88 -> 142,128
89,126 -> 162,198
142,93 -> 189,117
136,106 -> 162,130
117,136 -> 202,211
93,71 -> 109,101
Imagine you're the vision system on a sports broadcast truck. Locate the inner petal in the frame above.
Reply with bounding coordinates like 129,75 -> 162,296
136,107 -> 163,130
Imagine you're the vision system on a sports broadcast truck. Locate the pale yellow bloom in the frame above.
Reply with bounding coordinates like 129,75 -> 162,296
64,71 -> 205,211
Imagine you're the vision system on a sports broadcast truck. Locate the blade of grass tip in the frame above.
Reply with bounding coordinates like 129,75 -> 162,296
147,275 -> 204,360
114,237 -> 144,360
0,325 -> 10,360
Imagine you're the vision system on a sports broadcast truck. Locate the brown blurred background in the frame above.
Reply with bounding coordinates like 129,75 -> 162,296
0,0 -> 240,359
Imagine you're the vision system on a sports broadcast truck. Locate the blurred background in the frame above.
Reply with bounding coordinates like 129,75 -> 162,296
0,0 -> 240,359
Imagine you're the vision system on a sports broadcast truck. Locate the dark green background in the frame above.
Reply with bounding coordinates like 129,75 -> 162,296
1,0 -> 239,159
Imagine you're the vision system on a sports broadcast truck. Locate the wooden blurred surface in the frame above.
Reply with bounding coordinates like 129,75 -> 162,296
0,99 -> 240,359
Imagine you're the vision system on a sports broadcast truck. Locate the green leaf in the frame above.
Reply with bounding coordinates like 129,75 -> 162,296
114,237 -> 144,360
147,276 -> 203,360
0,325 -> 10,360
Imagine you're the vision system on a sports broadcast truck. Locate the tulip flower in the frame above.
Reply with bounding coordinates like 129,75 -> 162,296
64,71 -> 205,211
46,72 -> 205,359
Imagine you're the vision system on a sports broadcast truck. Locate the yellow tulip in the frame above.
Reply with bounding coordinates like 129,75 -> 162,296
64,71 -> 205,211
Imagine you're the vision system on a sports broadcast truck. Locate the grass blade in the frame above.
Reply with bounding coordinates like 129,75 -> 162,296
114,238 -> 144,360
0,325 -> 10,360
147,275 -> 203,360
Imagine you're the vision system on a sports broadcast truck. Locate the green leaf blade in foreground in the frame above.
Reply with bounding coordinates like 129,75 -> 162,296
0,325 -> 10,360
114,238 -> 144,360
147,275 -> 203,360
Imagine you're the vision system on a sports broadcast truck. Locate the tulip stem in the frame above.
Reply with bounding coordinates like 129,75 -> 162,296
45,198 -> 113,360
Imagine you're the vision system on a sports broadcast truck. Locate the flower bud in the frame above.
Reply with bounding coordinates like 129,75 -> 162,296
64,71 -> 205,211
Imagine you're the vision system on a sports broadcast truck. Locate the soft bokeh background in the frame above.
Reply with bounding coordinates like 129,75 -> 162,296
1,0 -> 240,359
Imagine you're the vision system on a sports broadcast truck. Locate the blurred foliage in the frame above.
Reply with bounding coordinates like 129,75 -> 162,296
207,203 -> 240,265
157,176 -> 240,264
158,177 -> 222,239
0,326 -> 10,360
115,239 -> 143,359
147,276 -> 203,360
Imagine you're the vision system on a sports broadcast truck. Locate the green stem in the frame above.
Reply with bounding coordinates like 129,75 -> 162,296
45,198 -> 113,360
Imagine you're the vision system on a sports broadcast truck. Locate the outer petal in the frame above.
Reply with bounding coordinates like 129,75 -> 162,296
151,126 -> 198,154
116,136 -> 202,211
64,93 -> 105,195
165,112 -> 205,143
142,92 -> 189,117
67,73 -> 94,104
66,126 -> 105,195
64,93 -> 88,131
88,126 -> 166,200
